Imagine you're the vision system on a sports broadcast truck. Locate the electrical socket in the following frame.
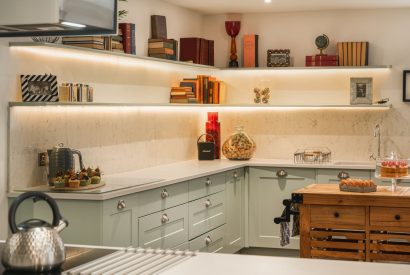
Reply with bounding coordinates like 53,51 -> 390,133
38,152 -> 46,167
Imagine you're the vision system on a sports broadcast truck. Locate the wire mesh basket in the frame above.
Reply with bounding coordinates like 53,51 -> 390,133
294,147 -> 331,164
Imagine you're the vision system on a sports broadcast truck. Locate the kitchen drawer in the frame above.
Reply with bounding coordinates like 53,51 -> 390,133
138,204 -> 188,249
189,225 -> 225,253
189,191 -> 226,240
189,173 -> 226,201
370,207 -> 410,227
252,167 -> 316,182
317,169 -> 372,184
310,205 -> 366,229
138,181 -> 188,217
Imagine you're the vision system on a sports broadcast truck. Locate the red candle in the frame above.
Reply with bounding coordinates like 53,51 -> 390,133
206,112 -> 221,159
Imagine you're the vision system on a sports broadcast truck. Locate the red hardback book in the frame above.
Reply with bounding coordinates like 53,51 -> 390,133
305,61 -> 338,67
119,23 -> 132,54
305,55 -> 338,62
180,37 -> 201,64
243,34 -> 259,67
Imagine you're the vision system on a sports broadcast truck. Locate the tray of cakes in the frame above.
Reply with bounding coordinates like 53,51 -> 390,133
375,153 -> 409,179
51,167 -> 104,191
339,178 -> 377,193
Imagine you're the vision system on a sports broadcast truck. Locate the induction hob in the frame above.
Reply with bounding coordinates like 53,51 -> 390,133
0,243 -> 119,275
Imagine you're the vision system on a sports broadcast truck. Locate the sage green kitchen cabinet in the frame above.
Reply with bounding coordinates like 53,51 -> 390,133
249,167 -> 316,249
224,168 -> 245,254
137,181 -> 188,217
138,203 -> 188,249
9,193 -> 139,247
188,172 -> 226,201
317,169 -> 372,183
102,194 -> 139,247
188,191 -> 226,240
189,225 -> 226,253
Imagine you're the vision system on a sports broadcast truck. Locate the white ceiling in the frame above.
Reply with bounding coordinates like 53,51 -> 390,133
163,0 -> 410,14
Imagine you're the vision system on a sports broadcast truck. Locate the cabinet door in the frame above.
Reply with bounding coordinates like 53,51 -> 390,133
249,167 -> 316,249
102,194 -> 138,247
188,191 -> 225,240
224,169 -> 245,253
317,169 -> 372,184
139,204 -> 188,249
33,199 -> 102,245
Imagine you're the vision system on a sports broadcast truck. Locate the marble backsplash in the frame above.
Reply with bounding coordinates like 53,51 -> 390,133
9,106 -> 201,189
10,105 -> 410,189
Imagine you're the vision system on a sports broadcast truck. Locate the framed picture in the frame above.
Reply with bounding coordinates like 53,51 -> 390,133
350,77 -> 373,105
403,70 -> 410,102
21,74 -> 58,102
267,49 -> 290,67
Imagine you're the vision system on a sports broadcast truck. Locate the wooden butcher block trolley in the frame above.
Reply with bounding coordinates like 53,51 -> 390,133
293,184 -> 410,262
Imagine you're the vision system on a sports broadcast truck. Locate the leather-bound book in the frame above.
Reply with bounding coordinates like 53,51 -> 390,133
208,40 -> 214,66
180,37 -> 201,64
200,39 -> 209,65
119,23 -> 134,54
151,15 -> 167,39
243,34 -> 259,67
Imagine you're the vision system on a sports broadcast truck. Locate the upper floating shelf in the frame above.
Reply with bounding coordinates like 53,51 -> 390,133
9,102 -> 392,110
9,42 -> 392,71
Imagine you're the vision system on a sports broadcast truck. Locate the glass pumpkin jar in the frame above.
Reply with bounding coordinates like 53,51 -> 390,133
222,126 -> 256,160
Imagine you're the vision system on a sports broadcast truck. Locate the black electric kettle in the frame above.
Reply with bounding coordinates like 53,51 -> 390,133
1,191 -> 69,272
47,143 -> 85,185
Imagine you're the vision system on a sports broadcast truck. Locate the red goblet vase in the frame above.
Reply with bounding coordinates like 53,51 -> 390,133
225,21 -> 241,68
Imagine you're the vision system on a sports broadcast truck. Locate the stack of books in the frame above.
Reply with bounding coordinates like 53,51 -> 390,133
180,38 -> 214,66
118,23 -> 136,55
110,30 -> 124,53
62,36 -> 107,50
170,87 -> 196,103
305,55 -> 338,67
337,42 -> 369,66
148,38 -> 178,60
170,75 -> 226,104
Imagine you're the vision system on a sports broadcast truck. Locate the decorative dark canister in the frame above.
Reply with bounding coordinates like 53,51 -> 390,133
197,134 -> 215,160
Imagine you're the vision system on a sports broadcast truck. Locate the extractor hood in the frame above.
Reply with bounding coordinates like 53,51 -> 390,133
0,0 -> 117,37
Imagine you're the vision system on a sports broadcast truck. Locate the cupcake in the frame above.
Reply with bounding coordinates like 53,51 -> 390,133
91,175 -> 101,185
80,175 -> 91,186
53,177 -> 65,188
69,179 -> 80,188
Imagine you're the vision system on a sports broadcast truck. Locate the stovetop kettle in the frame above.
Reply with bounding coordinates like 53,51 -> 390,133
1,191 -> 69,272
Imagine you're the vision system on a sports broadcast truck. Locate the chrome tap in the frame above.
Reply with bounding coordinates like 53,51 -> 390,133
370,124 -> 381,160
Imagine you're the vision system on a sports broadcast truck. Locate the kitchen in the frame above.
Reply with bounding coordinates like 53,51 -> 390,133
1,0 -> 410,274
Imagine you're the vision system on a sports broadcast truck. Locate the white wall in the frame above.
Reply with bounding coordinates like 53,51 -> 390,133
0,0 -> 204,240
203,9 -> 410,161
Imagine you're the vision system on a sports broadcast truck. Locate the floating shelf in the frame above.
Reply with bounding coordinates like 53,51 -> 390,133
9,42 -> 218,70
9,102 -> 392,110
9,42 -> 392,71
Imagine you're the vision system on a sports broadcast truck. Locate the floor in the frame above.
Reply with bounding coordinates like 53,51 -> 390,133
238,247 -> 300,258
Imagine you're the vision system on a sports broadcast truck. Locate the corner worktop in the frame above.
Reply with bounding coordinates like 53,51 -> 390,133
8,158 -> 376,200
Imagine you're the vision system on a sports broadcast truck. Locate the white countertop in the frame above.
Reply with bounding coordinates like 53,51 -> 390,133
162,252 -> 410,275
9,158 -> 376,200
